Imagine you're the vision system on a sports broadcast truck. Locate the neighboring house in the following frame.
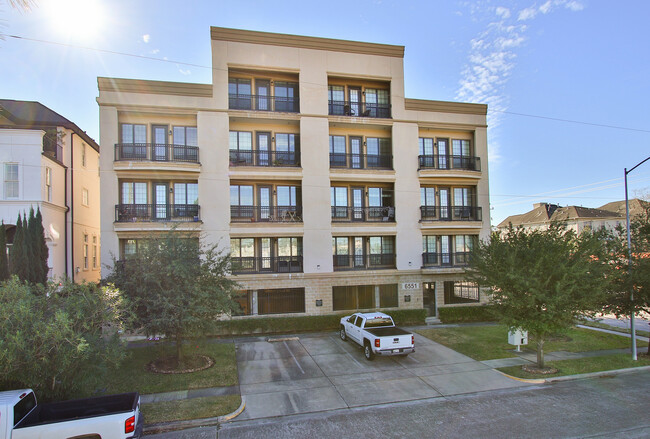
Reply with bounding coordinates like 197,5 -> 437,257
497,200 -> 649,233
0,99 -> 101,283
97,27 -> 491,318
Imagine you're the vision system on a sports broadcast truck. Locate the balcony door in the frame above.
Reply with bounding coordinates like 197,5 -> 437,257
439,188 -> 451,220
354,237 -> 365,268
256,79 -> 270,111
257,132 -> 271,166
350,136 -> 362,169
154,183 -> 169,220
349,87 -> 361,116
352,187 -> 364,221
440,236 -> 452,266
258,186 -> 272,221
152,125 -> 168,161
437,138 -> 449,169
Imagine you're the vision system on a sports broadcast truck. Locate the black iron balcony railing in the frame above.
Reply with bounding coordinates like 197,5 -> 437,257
115,204 -> 200,222
328,100 -> 391,118
329,153 -> 393,170
332,254 -> 396,270
114,144 -> 200,163
422,251 -> 471,268
229,150 -> 300,167
420,206 -> 482,222
331,206 -> 395,222
229,94 -> 299,113
418,154 -> 481,171
230,205 -> 303,223
231,256 -> 303,274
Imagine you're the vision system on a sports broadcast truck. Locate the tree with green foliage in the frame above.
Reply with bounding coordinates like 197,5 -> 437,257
105,231 -> 238,365
27,207 -> 49,284
10,213 -> 28,281
602,203 -> 650,354
0,222 -> 8,281
467,223 -> 611,369
0,277 -> 130,401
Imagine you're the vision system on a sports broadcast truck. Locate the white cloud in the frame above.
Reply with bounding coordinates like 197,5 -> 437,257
456,0 -> 585,164
142,34 -> 150,43
151,49 -> 160,54
179,69 -> 191,76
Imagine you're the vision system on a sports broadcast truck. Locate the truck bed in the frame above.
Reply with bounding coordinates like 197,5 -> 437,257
16,392 -> 139,428
365,326 -> 411,337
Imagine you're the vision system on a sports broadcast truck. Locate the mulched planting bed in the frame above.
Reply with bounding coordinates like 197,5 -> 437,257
148,355 -> 214,374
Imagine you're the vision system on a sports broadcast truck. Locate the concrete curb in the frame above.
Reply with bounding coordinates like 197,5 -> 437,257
142,395 -> 245,435
498,364 -> 650,384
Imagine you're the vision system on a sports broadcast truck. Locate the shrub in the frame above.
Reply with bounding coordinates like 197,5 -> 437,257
438,305 -> 497,323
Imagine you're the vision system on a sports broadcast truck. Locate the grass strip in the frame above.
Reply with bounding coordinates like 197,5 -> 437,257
417,325 -> 633,361
498,353 -> 650,379
141,395 -> 241,424
103,342 -> 238,395
581,321 -> 650,338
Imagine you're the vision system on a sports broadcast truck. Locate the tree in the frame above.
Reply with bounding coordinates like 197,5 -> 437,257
105,231 -> 238,364
10,213 -> 28,281
467,223 -> 611,369
27,207 -> 48,284
0,277 -> 130,401
602,202 -> 650,353
0,222 -> 8,281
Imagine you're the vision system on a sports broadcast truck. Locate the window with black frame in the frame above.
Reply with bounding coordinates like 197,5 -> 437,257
328,85 -> 345,115
444,281 -> 480,304
120,123 -> 147,159
329,135 -> 347,167
229,78 -> 252,109
172,126 -> 198,162
274,133 -> 298,165
230,185 -> 254,220
274,82 -> 299,112
229,131 -> 253,165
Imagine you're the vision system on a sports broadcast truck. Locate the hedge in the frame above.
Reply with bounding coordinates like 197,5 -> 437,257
437,305 -> 497,323
212,308 -> 427,336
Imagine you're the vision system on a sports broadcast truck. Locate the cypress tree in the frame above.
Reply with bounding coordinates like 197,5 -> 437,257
0,221 -> 8,281
35,208 -> 49,283
27,207 -> 38,283
11,213 -> 27,281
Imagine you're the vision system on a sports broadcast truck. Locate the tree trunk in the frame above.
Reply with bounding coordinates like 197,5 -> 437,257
537,337 -> 545,369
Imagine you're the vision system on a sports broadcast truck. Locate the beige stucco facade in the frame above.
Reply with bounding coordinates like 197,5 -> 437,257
98,28 -> 491,317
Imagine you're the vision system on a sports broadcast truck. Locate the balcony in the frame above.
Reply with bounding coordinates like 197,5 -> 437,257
115,204 -> 200,222
422,252 -> 471,268
231,206 -> 303,223
418,155 -> 481,171
331,206 -> 395,222
230,150 -> 300,167
420,206 -> 482,222
328,101 -> 391,118
329,153 -> 393,170
229,94 -> 299,113
333,254 -> 396,271
114,144 -> 199,164
231,256 -> 303,274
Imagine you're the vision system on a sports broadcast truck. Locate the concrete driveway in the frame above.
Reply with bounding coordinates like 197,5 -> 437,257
233,330 -> 531,421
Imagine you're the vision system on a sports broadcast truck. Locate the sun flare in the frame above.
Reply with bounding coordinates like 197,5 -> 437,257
42,0 -> 106,41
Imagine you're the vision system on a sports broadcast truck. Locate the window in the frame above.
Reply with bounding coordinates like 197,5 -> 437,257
92,236 -> 98,269
274,133 -> 298,164
229,78 -> 252,109
45,167 -> 52,202
369,236 -> 395,267
121,182 -> 147,204
444,281 -> 479,304
229,131 -> 253,164
332,285 -> 375,311
452,139 -> 472,169
455,235 -> 475,255
83,234 -> 88,270
230,185 -> 254,218
274,82 -> 298,112
379,284 -> 398,308
328,85 -> 345,115
258,288 -> 305,314
421,187 -> 436,215
82,188 -> 89,206
276,186 -> 299,208
329,135 -> 347,167
230,238 -> 255,259
4,163 -> 19,199
172,126 -> 198,161
330,186 -> 348,217
277,237 -> 302,258
364,88 -> 390,118
365,138 -> 391,168
119,124 -> 147,159
174,183 -> 199,205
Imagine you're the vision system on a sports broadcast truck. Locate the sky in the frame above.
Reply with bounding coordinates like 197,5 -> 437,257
1,0 -> 649,226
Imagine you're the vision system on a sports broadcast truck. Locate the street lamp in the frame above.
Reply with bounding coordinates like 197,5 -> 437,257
624,155 -> 650,361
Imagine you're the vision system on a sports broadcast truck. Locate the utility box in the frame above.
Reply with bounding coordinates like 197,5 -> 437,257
508,328 -> 528,352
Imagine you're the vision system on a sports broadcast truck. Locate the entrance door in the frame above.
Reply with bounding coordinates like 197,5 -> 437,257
352,187 -> 364,221
423,282 -> 437,317
257,132 -> 271,166
152,125 -> 168,161
256,79 -> 270,111
154,183 -> 168,220
258,186 -> 272,221
349,87 -> 361,116
439,188 -> 450,220
350,136 -> 362,169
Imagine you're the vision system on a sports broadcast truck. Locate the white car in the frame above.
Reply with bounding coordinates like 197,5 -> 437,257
340,312 -> 415,360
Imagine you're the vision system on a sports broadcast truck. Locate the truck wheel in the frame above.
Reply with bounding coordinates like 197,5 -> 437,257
364,341 -> 375,361
340,326 -> 347,341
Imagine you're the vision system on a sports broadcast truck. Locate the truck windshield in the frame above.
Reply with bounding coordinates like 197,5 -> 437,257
364,317 -> 394,328
14,392 -> 36,426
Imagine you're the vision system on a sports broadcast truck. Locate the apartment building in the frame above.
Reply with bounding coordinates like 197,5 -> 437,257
98,27 -> 490,318
0,99 -> 101,282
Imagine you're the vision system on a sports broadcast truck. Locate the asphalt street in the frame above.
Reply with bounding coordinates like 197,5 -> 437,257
147,369 -> 650,438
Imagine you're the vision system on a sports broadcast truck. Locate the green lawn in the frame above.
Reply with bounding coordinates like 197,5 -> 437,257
499,353 -> 650,379
141,395 -> 241,424
101,341 -> 238,396
416,325 -> 633,361
581,321 -> 650,339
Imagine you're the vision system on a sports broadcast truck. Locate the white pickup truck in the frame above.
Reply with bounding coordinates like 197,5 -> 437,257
0,389 -> 142,439
340,312 -> 415,360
